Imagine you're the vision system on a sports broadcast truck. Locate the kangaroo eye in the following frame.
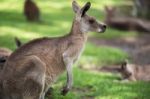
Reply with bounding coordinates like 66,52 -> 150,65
89,19 -> 94,24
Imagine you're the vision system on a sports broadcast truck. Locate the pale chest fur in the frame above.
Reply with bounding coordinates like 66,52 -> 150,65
68,45 -> 85,65
63,36 -> 86,64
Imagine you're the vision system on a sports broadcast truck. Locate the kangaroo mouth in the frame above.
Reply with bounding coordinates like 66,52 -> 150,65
0,57 -> 6,63
101,28 -> 106,33
98,24 -> 106,33
98,28 -> 106,33
98,25 -> 106,33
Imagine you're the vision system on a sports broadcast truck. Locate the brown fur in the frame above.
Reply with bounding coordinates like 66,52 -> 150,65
0,1 -> 106,99
120,61 -> 150,81
24,0 -> 40,22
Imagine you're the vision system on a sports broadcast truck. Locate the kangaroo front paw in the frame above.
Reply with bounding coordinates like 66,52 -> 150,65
61,87 -> 69,96
45,87 -> 54,97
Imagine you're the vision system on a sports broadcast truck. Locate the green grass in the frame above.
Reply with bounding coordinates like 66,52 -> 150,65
50,68 -> 150,99
0,0 -> 149,99
80,43 -> 128,66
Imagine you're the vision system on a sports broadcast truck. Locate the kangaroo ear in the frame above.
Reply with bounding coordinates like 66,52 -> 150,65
104,6 -> 109,11
72,0 -> 80,13
80,2 -> 91,17
104,6 -> 116,12
121,60 -> 127,70
121,65 -> 126,70
15,37 -> 22,48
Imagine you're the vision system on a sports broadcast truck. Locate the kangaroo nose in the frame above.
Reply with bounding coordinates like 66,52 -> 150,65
98,24 -> 107,33
103,24 -> 107,29
0,57 -> 6,63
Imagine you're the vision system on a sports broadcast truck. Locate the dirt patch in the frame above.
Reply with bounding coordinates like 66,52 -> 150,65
99,65 -> 121,73
89,34 -> 150,65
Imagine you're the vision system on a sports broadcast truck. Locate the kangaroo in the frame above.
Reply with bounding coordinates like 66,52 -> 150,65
0,38 -> 22,70
0,48 -> 12,70
24,0 -> 40,22
0,1 -> 106,99
120,61 -> 150,82
104,6 -> 150,32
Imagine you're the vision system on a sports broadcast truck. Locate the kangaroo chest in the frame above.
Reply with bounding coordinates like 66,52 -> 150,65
74,45 -> 85,63
65,40 -> 85,63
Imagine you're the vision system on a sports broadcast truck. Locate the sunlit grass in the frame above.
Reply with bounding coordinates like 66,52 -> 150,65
80,43 -> 128,66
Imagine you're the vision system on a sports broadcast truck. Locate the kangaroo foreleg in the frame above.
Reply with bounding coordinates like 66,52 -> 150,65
61,53 -> 73,96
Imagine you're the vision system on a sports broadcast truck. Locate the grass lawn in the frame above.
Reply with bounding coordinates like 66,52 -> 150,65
0,0 -> 150,99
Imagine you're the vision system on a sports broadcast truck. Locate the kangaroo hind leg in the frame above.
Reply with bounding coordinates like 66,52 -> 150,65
23,55 -> 46,99
19,55 -> 46,99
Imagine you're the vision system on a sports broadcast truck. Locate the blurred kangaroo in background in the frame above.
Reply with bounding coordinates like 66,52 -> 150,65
0,1 -> 106,99
24,0 -> 40,22
104,6 -> 150,32
0,38 -> 22,71
120,61 -> 150,82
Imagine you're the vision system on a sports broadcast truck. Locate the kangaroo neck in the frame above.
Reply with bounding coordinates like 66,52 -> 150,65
69,19 -> 88,42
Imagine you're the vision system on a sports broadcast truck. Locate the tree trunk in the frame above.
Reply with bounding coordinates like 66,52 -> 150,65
133,0 -> 150,20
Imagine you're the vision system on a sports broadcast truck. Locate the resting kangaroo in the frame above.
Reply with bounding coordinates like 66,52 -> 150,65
0,1 -> 106,99
120,61 -> 150,82
104,6 -> 150,32
0,38 -> 22,70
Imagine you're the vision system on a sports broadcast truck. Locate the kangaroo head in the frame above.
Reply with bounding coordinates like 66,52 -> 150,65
105,6 -> 116,18
0,49 -> 11,69
120,61 -> 134,79
72,1 -> 106,33
0,38 -> 22,69
105,6 -> 116,23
